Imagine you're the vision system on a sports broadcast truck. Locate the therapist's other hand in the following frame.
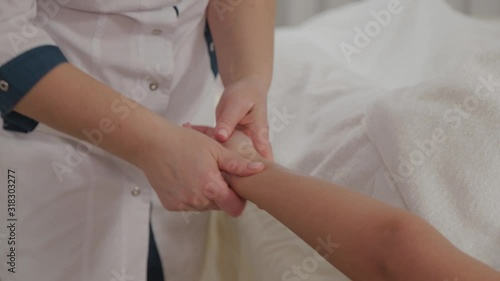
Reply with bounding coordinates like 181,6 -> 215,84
188,125 -> 262,162
215,76 -> 274,160
137,125 -> 264,217
185,125 -> 270,188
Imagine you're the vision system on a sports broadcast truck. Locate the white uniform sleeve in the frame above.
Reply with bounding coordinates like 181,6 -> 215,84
0,1 -> 68,133
0,0 -> 60,65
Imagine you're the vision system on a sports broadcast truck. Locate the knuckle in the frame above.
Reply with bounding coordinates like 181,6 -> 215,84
255,128 -> 271,143
225,158 -> 245,174
204,181 -> 221,200
201,172 -> 227,200
191,192 -> 210,209
204,169 -> 222,183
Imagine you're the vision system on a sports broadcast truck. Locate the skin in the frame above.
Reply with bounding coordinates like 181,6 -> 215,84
189,125 -> 500,281
13,64 -> 264,216
207,0 -> 276,160
10,1 -> 277,216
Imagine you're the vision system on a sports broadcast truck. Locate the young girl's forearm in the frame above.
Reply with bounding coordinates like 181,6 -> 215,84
231,162 -> 400,280
230,161 -> 499,281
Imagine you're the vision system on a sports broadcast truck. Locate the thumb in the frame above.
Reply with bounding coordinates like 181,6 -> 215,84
186,124 -> 217,139
215,102 -> 252,142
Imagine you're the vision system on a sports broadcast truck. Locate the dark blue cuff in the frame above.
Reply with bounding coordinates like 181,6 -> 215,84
0,45 -> 68,133
204,21 -> 219,78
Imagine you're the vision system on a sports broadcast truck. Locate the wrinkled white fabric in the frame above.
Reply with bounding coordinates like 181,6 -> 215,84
202,1 -> 500,280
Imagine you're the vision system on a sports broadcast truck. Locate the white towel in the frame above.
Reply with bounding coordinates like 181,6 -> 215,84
365,47 -> 500,268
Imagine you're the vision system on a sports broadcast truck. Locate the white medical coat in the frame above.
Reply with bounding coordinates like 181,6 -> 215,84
0,1 -> 215,280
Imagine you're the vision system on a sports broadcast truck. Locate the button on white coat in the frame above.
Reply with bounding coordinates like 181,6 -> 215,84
0,80 -> 9,92
149,82 -> 159,91
152,29 -> 163,36
131,186 -> 141,196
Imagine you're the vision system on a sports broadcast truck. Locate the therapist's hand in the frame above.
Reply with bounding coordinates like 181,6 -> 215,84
137,125 -> 264,217
215,76 -> 274,160
186,124 -> 262,161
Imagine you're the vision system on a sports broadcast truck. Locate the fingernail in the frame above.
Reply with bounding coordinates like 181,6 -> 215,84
247,161 -> 264,170
218,128 -> 229,139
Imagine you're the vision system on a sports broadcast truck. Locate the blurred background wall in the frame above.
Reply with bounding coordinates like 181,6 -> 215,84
276,0 -> 500,26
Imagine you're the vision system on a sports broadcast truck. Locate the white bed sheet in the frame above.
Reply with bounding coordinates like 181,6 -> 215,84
200,1 -> 500,280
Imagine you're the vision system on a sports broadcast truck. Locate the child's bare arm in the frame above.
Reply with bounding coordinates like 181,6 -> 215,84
195,127 -> 500,281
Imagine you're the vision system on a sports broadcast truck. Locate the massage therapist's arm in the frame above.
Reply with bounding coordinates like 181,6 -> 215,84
12,63 -> 264,216
207,0 -> 275,159
14,64 -> 168,165
210,130 -> 500,281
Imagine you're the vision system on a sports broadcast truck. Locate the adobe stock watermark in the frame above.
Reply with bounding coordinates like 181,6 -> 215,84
384,74 -> 500,186
51,65 -> 168,182
282,236 -> 340,281
340,0 -> 410,63
110,267 -> 136,281
7,0 -> 74,54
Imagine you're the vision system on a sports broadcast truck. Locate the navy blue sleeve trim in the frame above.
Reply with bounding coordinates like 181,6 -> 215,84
204,21 -> 219,78
0,45 -> 68,133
